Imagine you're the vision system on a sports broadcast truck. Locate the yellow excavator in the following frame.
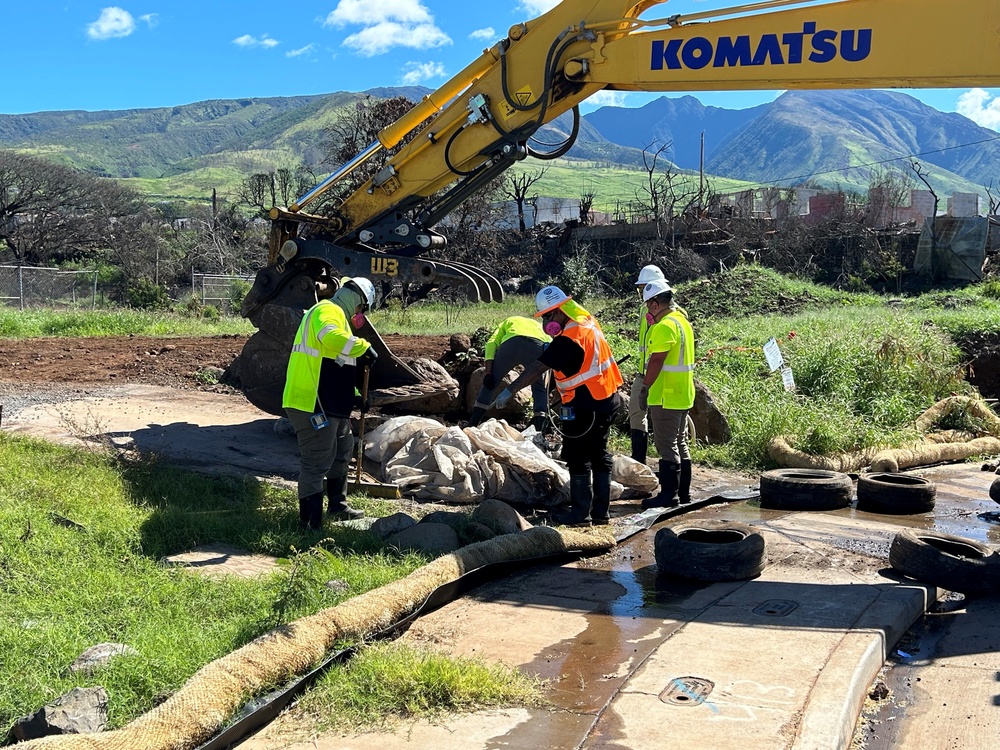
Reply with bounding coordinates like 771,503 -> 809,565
239,0 -> 1000,415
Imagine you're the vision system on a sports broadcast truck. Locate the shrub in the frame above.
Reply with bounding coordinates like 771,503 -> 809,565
126,278 -> 170,310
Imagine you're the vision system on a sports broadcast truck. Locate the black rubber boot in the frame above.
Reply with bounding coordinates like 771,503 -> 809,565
630,429 -> 648,464
468,405 -> 487,427
552,474 -> 593,527
679,459 -> 693,504
591,471 -> 612,525
531,412 -> 548,433
642,460 -> 679,510
326,474 -> 364,520
299,493 -> 324,530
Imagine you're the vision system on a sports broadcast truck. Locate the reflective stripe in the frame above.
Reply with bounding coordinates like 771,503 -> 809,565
291,307 -> 321,358
291,342 -> 320,357
339,335 -> 358,356
555,319 -> 618,396
336,355 -> 357,366
658,315 -> 694,372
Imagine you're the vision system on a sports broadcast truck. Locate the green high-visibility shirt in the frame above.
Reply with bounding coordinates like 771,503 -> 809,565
648,309 -> 696,410
484,316 -> 550,360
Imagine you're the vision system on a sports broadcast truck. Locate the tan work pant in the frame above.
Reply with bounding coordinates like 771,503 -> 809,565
649,405 -> 691,465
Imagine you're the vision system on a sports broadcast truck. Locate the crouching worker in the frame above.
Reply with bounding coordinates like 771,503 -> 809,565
283,274 -> 377,529
641,279 -> 696,509
469,316 -> 551,428
493,286 -> 623,526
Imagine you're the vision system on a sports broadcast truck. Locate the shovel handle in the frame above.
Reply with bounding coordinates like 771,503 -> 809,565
355,364 -> 370,485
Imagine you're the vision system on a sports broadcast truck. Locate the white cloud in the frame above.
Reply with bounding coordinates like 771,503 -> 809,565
342,21 -> 450,57
401,61 -> 446,84
287,43 -> 316,58
87,7 -> 135,40
957,88 -> 1000,131
585,90 -> 632,108
469,27 -> 495,42
325,0 -> 450,56
233,34 -> 279,49
517,0 -> 560,15
326,0 -> 432,26
139,13 -> 158,29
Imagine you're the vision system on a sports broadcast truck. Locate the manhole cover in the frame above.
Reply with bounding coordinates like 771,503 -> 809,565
660,676 -> 714,705
753,599 -> 798,617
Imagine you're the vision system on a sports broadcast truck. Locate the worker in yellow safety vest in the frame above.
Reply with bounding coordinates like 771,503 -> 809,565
493,285 -> 623,526
629,264 -> 667,464
283,274 -> 377,529
640,278 -> 696,508
468,315 -> 551,428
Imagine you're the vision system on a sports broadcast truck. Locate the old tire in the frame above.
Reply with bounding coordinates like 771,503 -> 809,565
889,529 -> 1000,596
856,473 -> 936,514
759,468 -> 853,511
655,520 -> 766,582
990,476 -> 1000,504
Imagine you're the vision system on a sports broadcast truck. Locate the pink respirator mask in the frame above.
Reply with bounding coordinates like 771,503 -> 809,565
646,312 -> 655,325
351,313 -> 367,329
544,320 -> 563,336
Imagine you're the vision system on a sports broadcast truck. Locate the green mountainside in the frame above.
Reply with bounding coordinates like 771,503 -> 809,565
2,87 -> 996,208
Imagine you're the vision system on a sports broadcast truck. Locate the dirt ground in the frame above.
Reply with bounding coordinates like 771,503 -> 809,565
0,334 -> 451,390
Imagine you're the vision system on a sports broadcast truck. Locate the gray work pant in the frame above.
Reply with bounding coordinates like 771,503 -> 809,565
628,372 -> 649,431
286,408 -> 354,498
649,405 -> 691,465
474,335 -> 548,413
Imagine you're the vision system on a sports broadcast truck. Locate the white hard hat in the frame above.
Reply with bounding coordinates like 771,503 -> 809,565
534,285 -> 571,317
642,278 -> 672,303
636,264 -> 665,286
349,277 -> 376,308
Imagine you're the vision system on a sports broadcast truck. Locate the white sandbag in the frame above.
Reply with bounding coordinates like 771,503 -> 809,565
613,455 -> 658,495
364,415 -> 446,462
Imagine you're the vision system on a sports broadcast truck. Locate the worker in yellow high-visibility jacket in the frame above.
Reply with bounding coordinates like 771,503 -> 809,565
283,275 -> 377,529
640,278 -> 696,509
469,316 -> 551,428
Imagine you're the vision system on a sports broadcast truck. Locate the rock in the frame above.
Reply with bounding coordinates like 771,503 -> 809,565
419,510 -> 469,529
449,333 -> 472,353
11,687 -> 109,741
370,512 -> 417,539
325,579 -> 350,595
386,523 -> 460,555
465,366 -> 532,418
472,498 -> 533,535
691,381 -> 732,445
463,521 -> 496,543
69,643 -> 138,675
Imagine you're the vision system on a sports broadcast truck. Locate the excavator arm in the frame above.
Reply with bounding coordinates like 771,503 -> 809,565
239,0 -> 1000,416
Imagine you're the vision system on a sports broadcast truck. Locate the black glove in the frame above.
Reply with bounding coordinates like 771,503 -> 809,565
482,373 -> 497,390
358,347 -> 378,367
353,394 -> 371,412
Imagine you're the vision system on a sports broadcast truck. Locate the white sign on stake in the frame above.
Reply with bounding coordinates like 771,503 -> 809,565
763,337 -> 784,372
781,366 -> 796,392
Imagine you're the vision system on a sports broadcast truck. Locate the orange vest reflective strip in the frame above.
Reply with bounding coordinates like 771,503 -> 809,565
554,317 -> 623,403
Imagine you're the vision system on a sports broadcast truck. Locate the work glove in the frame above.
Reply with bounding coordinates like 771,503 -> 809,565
638,385 -> 649,412
482,372 -> 497,391
353,394 -> 371,412
358,347 -> 378,367
493,388 -> 513,409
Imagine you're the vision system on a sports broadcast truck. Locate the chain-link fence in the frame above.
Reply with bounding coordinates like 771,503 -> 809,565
0,265 -> 99,310
191,272 -> 255,314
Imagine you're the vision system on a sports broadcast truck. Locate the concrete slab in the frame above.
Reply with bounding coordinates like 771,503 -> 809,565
864,597 -> 1000,749
160,542 -> 280,579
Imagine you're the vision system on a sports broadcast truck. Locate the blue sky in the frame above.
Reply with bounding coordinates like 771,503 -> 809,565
7,0 -> 1000,130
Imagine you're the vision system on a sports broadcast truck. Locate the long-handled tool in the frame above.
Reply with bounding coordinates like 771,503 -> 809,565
349,364 -> 401,499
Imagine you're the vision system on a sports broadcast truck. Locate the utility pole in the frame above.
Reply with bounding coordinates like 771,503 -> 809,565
699,131 -> 705,210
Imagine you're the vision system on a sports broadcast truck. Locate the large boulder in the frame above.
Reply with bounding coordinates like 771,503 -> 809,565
399,358 -> 461,414
691,381 -> 731,445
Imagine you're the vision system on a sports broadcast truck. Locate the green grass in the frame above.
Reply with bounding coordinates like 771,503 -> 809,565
0,309 -> 254,338
0,434 -> 468,732
297,641 -> 544,731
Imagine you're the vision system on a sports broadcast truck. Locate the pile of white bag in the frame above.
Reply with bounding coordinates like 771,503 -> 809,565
364,416 -> 657,506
